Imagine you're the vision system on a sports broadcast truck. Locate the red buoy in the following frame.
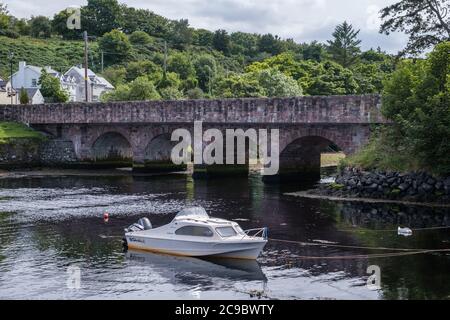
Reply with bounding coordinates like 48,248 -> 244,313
103,212 -> 109,223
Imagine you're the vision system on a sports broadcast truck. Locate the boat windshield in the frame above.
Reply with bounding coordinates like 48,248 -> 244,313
216,227 -> 238,238
175,207 -> 209,220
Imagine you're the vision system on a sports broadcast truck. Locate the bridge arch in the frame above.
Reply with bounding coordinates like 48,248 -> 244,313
265,126 -> 355,183
136,133 -> 187,173
92,132 -> 133,166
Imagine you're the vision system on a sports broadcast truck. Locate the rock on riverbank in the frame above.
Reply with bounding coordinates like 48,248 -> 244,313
316,167 -> 450,203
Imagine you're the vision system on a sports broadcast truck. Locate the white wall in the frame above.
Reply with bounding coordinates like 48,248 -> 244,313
11,62 -> 41,90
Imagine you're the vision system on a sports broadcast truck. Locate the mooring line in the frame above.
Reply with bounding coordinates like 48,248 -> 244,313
268,238 -> 450,252
286,249 -> 450,260
337,225 -> 450,233
268,238 -> 450,260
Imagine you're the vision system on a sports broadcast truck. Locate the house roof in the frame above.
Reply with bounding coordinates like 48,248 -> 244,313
65,66 -> 114,89
0,80 -> 14,93
24,88 -> 40,98
11,64 -> 60,80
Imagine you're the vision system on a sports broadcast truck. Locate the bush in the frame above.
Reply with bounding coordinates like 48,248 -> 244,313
0,29 -> 20,39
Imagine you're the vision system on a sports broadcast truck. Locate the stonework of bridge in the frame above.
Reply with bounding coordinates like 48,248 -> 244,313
0,94 -> 386,181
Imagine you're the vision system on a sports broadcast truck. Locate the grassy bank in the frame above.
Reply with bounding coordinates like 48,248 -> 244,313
321,152 -> 346,167
0,122 -> 45,143
0,36 -> 98,77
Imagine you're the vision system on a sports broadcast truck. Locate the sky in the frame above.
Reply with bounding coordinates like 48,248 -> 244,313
3,0 -> 408,53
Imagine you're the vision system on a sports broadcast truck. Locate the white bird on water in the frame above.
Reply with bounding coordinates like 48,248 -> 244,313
398,227 -> 413,237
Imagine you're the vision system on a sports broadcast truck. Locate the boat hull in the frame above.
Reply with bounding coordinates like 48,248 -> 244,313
125,235 -> 267,260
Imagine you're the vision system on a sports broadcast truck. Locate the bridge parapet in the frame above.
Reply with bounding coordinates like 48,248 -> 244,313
0,95 -> 385,125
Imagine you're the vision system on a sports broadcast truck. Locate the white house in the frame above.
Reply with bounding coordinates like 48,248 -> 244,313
63,66 -> 114,102
9,61 -> 114,103
11,61 -> 59,91
0,79 -> 17,105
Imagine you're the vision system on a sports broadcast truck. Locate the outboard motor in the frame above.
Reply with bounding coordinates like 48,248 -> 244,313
138,217 -> 152,230
124,217 -> 152,233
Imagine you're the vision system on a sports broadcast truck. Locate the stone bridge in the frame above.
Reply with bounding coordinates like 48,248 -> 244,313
0,94 -> 386,181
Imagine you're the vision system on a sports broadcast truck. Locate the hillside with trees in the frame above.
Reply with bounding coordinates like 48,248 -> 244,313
0,0 -> 396,101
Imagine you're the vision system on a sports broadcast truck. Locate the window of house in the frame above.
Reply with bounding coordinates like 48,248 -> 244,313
175,226 -> 214,237
31,79 -> 37,87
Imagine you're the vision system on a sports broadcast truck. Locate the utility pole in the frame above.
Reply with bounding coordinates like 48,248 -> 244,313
163,40 -> 167,75
83,31 -> 89,102
8,51 -> 14,104
101,50 -> 104,73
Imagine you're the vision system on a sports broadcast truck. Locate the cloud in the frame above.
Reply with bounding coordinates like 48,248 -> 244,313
3,0 -> 407,53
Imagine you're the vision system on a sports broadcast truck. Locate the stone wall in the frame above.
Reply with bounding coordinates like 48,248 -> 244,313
0,95 -> 386,125
325,167 -> 450,203
39,139 -> 78,165
0,139 -> 42,168
0,138 -> 77,169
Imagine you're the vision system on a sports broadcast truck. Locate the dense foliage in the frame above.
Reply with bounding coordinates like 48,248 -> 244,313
0,0 -> 397,100
345,42 -> 450,175
38,69 -> 69,103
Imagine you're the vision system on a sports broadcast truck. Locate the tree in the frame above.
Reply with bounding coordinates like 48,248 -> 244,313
307,61 -> 359,95
102,76 -> 161,101
38,70 -> 69,103
380,0 -> 450,54
126,60 -> 162,82
121,7 -> 170,38
258,33 -> 286,55
167,52 -> 196,80
82,0 -> 123,36
186,87 -> 204,99
168,19 -> 193,49
102,66 -> 127,87
193,29 -> 214,47
159,86 -> 184,100
255,68 -> 303,97
99,29 -> 132,66
129,31 -> 153,46
19,87 -> 29,104
300,41 -> 329,62
327,21 -> 362,67
0,2 -> 9,30
352,63 -> 386,93
230,32 -> 259,57
214,73 -> 265,98
382,41 -> 450,173
194,54 -> 217,93
213,29 -> 231,55
29,16 -> 52,38
11,18 -> 30,36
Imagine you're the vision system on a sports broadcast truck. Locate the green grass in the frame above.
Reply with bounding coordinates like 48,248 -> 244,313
339,127 -> 420,173
0,122 -> 45,143
0,36 -> 99,78
321,152 -> 346,167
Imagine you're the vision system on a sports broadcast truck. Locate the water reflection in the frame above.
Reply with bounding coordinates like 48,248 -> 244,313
0,173 -> 448,299
126,250 -> 267,282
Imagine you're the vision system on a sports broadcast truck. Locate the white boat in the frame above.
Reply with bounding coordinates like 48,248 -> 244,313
124,207 -> 268,260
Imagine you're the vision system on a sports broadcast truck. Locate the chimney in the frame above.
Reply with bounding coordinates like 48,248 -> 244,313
19,61 -> 26,72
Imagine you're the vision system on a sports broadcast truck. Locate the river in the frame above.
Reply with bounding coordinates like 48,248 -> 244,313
0,172 -> 449,299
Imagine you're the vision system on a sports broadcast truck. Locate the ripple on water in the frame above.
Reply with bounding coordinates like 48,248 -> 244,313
0,187 -> 216,223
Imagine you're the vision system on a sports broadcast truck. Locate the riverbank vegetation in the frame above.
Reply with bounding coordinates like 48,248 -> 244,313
343,41 -> 450,176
